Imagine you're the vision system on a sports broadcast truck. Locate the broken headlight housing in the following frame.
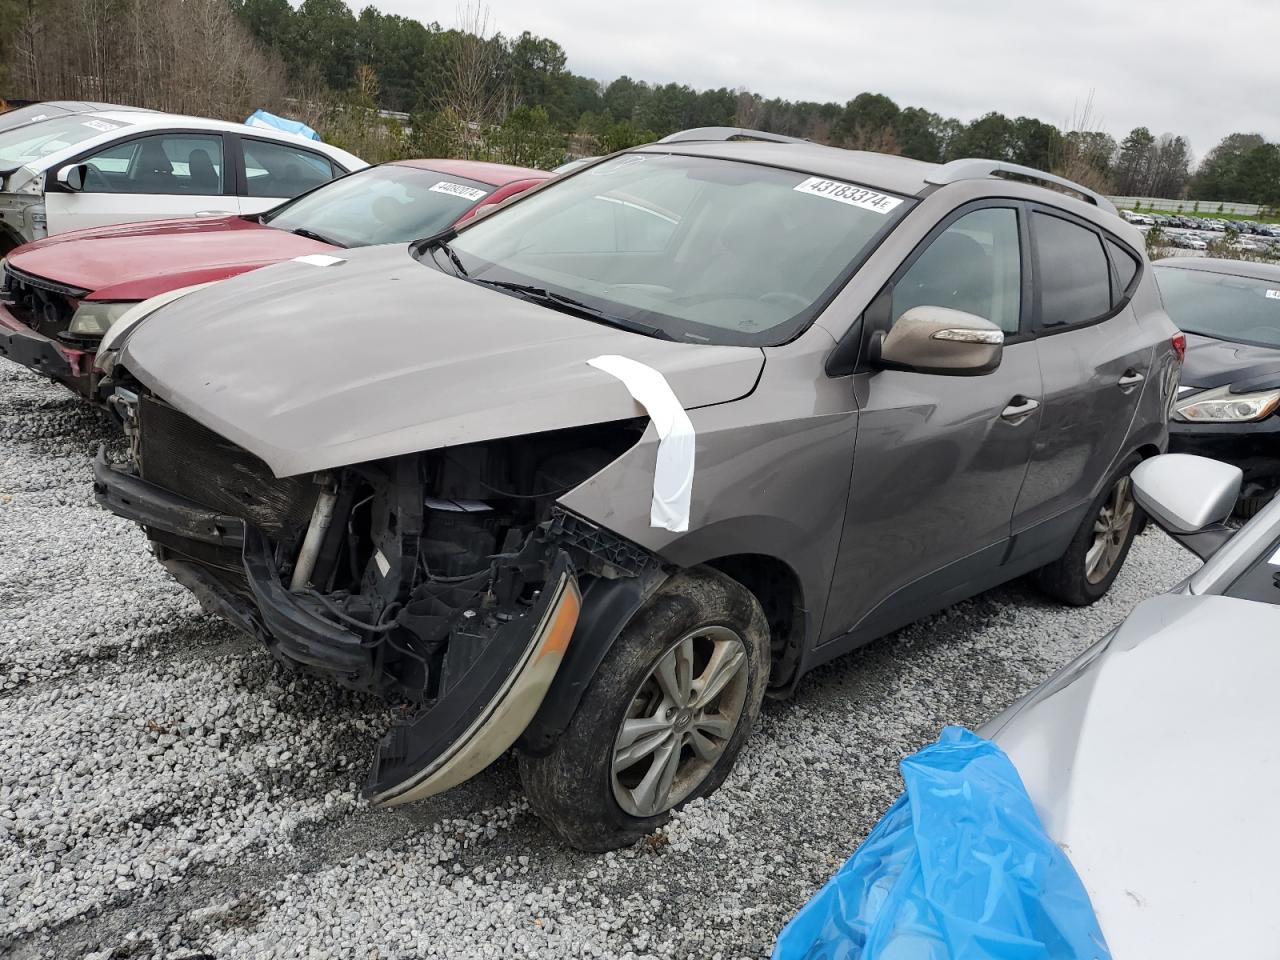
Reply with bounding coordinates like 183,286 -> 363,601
67,300 -> 135,338
1176,385 -> 1280,423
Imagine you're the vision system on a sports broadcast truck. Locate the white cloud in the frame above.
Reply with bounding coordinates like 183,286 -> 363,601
374,0 -> 1280,156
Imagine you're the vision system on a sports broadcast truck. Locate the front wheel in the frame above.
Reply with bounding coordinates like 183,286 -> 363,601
1034,455 -> 1143,606
519,568 -> 770,852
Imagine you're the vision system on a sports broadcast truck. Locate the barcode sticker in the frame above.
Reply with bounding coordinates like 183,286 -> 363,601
430,181 -> 488,202
81,119 -> 120,133
1266,290 -> 1280,300
793,177 -> 903,214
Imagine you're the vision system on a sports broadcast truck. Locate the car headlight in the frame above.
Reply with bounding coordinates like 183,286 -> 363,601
68,301 -> 137,337
1176,385 -> 1280,423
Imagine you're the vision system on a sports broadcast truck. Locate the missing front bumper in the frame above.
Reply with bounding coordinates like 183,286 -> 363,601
95,448 -> 585,803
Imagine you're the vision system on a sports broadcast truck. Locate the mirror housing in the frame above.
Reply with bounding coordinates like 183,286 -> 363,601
56,163 -> 88,191
1131,453 -> 1242,560
874,306 -> 1003,376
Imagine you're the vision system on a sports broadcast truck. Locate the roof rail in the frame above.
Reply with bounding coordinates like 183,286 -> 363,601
925,159 -> 1118,216
657,126 -> 808,145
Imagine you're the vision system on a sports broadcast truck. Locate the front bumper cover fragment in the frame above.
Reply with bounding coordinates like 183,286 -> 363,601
364,556 -> 581,806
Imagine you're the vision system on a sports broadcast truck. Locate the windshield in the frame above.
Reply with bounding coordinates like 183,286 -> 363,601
442,153 -> 910,346
0,115 -> 132,169
1156,265 -> 1280,349
263,165 -> 495,247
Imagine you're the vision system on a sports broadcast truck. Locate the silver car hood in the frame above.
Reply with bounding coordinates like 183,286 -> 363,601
119,245 -> 764,477
988,593 -> 1280,958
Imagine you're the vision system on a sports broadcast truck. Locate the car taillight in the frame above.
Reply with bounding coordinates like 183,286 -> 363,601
1171,333 -> 1186,363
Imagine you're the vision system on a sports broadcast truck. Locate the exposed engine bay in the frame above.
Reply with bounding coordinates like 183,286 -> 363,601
96,380 -> 661,804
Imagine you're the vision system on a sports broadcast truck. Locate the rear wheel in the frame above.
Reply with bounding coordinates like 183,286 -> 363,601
519,568 -> 769,852
1034,455 -> 1142,606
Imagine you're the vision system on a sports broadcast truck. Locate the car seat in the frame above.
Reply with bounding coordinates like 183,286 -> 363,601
187,149 -> 220,194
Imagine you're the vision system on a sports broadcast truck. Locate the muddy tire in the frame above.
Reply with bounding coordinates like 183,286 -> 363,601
1034,454 -> 1143,606
518,567 -> 770,852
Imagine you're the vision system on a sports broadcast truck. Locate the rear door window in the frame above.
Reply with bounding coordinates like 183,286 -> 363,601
242,139 -> 338,199
1033,212 -> 1112,328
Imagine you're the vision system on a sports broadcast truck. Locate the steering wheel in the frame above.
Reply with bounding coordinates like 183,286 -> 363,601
81,165 -> 110,192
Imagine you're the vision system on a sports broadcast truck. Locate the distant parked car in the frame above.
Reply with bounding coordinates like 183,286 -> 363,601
1156,258 -> 1280,515
0,107 -> 364,253
0,159 -> 549,396
93,131 -> 1181,850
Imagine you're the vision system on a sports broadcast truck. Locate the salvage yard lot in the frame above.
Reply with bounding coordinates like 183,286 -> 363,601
0,363 -> 1197,960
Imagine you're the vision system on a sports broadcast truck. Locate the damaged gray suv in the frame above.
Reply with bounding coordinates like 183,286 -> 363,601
94,128 -> 1181,850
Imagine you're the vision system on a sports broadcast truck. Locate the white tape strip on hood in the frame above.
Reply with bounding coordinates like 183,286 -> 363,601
587,354 -> 695,533
292,254 -> 346,267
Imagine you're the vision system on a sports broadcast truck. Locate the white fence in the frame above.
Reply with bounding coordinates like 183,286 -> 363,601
1108,196 -> 1264,215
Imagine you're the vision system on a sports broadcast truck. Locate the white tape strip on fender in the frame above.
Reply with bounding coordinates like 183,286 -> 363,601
587,354 -> 695,533
292,254 -> 346,267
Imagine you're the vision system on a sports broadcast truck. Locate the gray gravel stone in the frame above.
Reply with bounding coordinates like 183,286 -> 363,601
0,363 -> 1198,959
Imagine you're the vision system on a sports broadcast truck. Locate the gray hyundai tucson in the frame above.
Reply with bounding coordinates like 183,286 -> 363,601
93,127 -> 1182,850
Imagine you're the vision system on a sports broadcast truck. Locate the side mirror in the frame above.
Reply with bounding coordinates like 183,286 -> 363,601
874,306 -> 1003,376
1131,453 -> 1242,559
56,163 -> 89,191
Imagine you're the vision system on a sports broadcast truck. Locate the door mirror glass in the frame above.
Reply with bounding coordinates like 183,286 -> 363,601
876,306 -> 1003,375
1131,453 -> 1241,535
56,162 -> 88,191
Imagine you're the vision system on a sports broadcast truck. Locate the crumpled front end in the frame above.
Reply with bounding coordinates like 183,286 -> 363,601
94,381 -> 663,803
0,260 -> 98,393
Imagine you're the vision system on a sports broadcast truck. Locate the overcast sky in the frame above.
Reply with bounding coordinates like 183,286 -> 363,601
373,0 -> 1277,159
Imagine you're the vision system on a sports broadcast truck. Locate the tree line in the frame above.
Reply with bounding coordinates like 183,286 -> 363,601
1,0 -> 1277,204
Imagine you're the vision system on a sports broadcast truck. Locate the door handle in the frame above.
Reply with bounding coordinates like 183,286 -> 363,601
1001,395 -> 1040,421
194,209 -> 233,217
1118,369 -> 1146,390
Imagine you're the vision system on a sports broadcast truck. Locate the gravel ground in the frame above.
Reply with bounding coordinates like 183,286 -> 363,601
0,362 -> 1199,959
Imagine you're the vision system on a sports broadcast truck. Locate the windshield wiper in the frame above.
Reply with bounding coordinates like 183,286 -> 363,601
291,226 -> 346,248
470,279 -> 673,340
414,228 -> 468,277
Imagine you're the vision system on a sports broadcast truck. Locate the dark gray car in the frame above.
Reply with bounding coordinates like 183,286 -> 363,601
93,128 -> 1182,850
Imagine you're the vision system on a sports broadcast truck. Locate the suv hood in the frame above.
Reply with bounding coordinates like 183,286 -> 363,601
8,216 -> 335,302
988,593 -> 1280,958
120,244 -> 764,477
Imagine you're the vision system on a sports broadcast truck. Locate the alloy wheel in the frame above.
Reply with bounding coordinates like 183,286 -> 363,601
1086,475 -> 1136,584
611,625 -> 750,818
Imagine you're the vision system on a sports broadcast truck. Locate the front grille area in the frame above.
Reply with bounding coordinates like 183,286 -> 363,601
1,263 -> 82,337
138,395 -> 318,537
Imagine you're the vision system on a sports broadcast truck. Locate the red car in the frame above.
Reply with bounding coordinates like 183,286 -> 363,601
0,159 -> 550,397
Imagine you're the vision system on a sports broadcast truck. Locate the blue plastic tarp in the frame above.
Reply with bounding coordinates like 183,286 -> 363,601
244,109 -> 321,142
773,727 -> 1111,960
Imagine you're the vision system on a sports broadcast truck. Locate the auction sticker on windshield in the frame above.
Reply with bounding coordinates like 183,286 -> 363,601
81,119 -> 121,133
430,181 -> 488,202
794,177 -> 903,214
1266,289 -> 1280,300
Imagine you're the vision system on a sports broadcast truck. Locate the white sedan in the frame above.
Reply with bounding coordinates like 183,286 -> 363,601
0,107 -> 365,252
